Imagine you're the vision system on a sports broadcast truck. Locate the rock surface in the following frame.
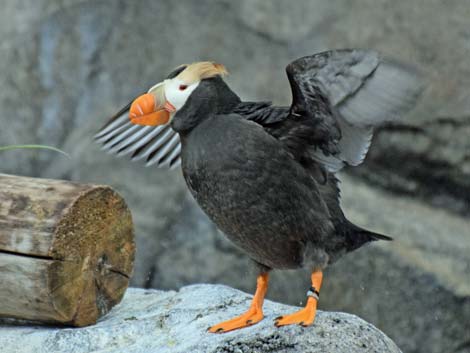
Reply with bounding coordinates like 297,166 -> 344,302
0,286 -> 402,353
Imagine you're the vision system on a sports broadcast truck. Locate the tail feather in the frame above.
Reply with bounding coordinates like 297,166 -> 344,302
358,228 -> 393,242
344,222 -> 392,253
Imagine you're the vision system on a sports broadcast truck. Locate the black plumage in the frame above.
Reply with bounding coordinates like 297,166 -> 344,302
176,76 -> 390,271
96,49 -> 423,331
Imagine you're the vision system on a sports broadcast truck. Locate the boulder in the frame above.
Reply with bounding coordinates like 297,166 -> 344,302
0,285 -> 402,353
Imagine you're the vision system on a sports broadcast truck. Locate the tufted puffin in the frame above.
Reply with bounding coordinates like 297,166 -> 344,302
96,49 -> 423,333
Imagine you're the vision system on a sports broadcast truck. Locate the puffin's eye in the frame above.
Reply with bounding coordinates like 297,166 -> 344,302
179,84 -> 188,91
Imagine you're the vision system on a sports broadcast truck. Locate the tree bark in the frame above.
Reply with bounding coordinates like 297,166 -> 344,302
0,173 -> 135,327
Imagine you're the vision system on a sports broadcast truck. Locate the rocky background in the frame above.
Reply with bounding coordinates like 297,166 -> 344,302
0,1 -> 469,353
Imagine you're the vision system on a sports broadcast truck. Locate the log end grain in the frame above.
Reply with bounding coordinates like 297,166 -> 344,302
48,186 -> 135,327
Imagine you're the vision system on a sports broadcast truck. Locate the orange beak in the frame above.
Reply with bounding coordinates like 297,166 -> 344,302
129,89 -> 176,126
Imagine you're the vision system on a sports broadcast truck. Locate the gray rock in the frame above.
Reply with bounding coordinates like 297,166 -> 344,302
355,119 -> 470,214
237,0 -> 341,42
0,286 -> 402,353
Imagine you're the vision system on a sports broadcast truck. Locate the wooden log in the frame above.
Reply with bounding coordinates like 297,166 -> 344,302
0,173 -> 135,327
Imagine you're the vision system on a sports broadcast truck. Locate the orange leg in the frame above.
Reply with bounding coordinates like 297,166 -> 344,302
208,273 -> 269,333
274,271 -> 323,327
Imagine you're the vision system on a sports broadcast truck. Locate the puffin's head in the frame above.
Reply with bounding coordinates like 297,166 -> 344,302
129,62 -> 235,132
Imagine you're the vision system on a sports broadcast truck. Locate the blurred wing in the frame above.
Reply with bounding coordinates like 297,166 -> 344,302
95,101 -> 181,169
286,49 -> 424,171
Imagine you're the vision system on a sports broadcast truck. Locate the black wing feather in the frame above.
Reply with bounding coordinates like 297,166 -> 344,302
285,49 -> 424,172
95,101 -> 182,169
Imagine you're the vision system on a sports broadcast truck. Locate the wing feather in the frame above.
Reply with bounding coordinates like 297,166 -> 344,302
101,124 -> 140,151
96,119 -> 131,144
145,133 -> 180,166
337,58 -> 424,126
94,67 -> 191,169
95,104 -> 181,169
286,49 -> 423,171
95,103 -> 132,139
117,126 -> 164,156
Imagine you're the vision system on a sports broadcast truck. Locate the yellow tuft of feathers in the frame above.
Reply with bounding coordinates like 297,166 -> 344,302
177,62 -> 228,84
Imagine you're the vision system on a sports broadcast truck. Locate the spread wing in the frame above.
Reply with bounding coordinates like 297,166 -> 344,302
286,49 -> 424,172
94,66 -> 190,168
95,99 -> 181,169
95,49 -> 423,171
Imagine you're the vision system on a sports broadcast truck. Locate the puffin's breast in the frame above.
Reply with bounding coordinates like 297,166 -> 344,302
181,115 -> 333,269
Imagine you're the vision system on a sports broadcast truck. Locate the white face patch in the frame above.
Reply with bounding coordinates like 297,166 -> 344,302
163,78 -> 200,111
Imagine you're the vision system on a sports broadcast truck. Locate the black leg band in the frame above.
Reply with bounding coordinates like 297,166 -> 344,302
306,286 -> 320,300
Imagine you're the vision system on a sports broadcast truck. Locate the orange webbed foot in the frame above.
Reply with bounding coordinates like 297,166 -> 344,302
208,307 -> 264,333
274,298 -> 317,327
275,270 -> 323,328
208,272 -> 269,334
